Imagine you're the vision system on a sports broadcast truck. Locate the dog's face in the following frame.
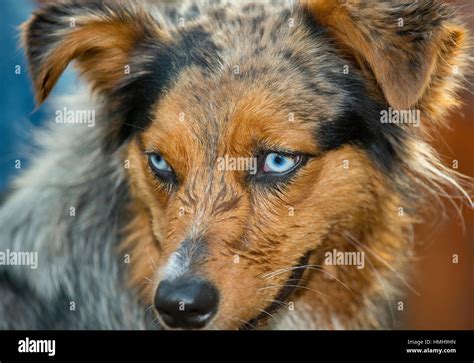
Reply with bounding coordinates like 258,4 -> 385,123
126,53 -> 386,329
124,4 -> 398,329
23,1 -> 467,329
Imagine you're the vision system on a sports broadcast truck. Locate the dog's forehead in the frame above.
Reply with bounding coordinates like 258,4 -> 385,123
148,71 -> 322,155
140,2 -> 349,147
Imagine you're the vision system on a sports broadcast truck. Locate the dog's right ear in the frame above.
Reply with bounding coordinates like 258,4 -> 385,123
22,1 -> 169,105
303,0 -> 469,121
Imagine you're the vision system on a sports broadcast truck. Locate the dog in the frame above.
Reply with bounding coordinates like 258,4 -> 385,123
0,0 -> 470,330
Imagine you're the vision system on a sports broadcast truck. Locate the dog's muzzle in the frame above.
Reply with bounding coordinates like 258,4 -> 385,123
154,277 -> 219,329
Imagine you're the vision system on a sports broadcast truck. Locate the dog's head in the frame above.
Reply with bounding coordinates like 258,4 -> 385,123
23,0 -> 469,329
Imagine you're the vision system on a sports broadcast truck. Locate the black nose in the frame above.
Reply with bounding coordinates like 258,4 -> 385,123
154,277 -> 219,329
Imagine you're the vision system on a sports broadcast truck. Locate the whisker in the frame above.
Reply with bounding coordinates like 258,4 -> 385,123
122,122 -> 148,131
259,284 -> 328,297
254,307 -> 276,322
146,245 -> 158,270
229,315 -> 257,330
361,252 -> 397,326
264,264 -> 356,298
263,298 -> 288,307
261,266 -> 296,279
345,233 -> 420,296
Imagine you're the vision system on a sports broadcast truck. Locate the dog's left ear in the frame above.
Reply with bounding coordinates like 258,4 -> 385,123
22,1 -> 168,105
304,0 -> 469,116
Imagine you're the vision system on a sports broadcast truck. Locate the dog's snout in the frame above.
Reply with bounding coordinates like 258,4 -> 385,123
154,277 -> 219,329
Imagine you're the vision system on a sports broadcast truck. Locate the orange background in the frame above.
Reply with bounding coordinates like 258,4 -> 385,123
405,0 -> 473,329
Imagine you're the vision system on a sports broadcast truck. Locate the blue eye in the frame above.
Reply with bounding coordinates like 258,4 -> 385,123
149,153 -> 172,173
263,153 -> 300,174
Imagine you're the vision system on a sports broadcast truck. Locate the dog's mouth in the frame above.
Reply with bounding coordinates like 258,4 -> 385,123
153,252 -> 311,331
239,252 -> 311,330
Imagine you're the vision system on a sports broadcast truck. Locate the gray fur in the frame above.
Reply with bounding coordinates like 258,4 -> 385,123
0,97 -> 149,329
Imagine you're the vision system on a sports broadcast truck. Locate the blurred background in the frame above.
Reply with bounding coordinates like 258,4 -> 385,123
0,0 -> 77,192
0,0 -> 472,328
404,0 -> 473,330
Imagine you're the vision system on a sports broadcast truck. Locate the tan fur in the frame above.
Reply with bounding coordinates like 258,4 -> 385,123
304,0 -> 470,117
21,3 -> 167,103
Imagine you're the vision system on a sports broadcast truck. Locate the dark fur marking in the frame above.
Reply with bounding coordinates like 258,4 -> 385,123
212,185 -> 242,216
296,8 -> 405,174
318,89 -> 405,174
111,25 -> 222,145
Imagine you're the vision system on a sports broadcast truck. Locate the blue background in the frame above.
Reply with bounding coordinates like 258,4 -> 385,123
0,0 -> 77,190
